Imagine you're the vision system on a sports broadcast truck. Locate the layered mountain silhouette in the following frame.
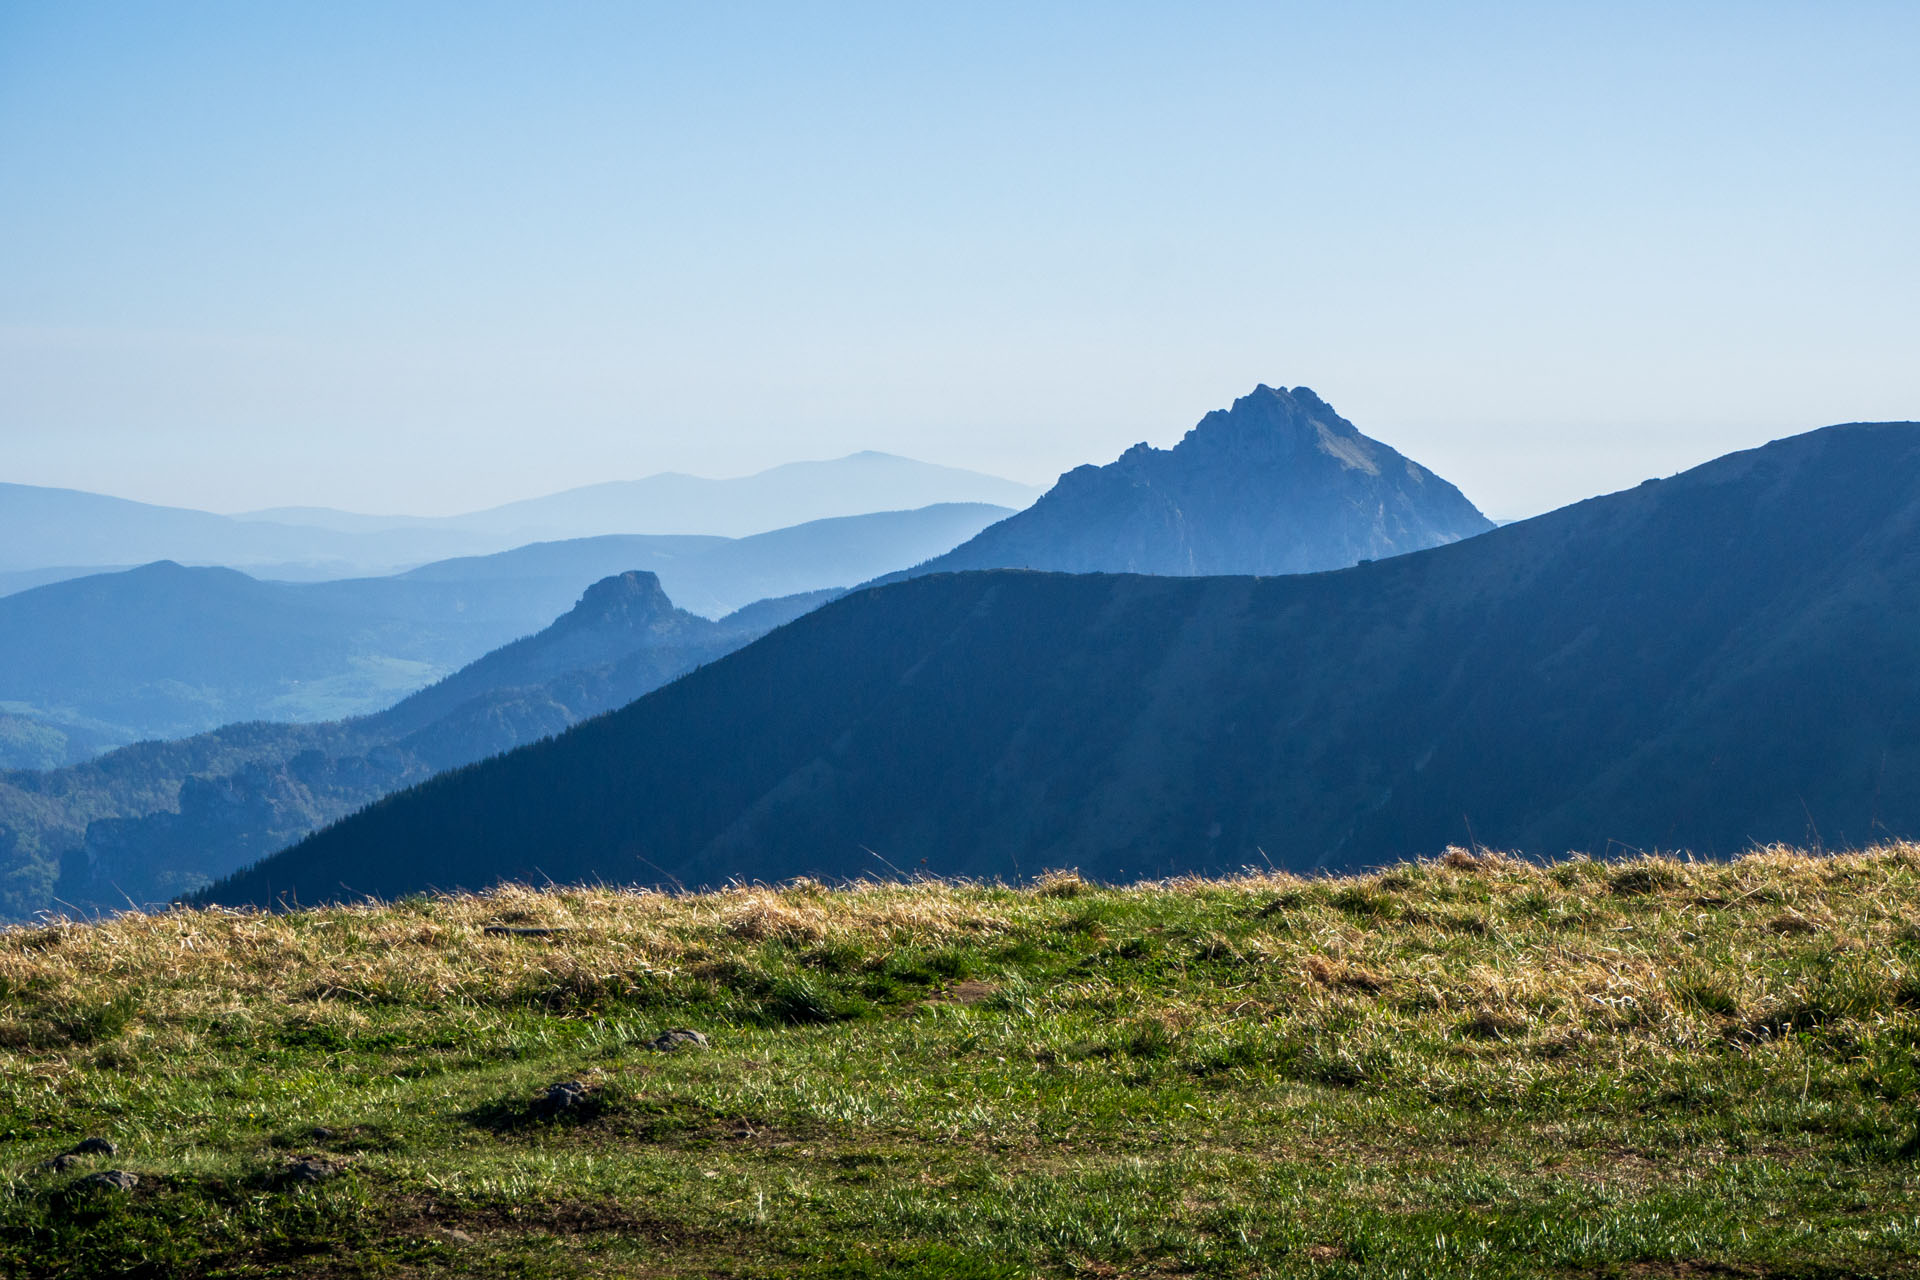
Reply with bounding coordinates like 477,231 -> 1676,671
898,385 -> 1492,578
395,502 -> 1010,617
0,503 -> 1007,762
200,420 -> 1920,908
0,573 -> 831,918
1,454 -> 1040,583
370,452 -> 1045,542
0,483 -> 503,582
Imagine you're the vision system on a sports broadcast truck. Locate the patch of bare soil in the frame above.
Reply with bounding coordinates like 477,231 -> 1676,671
949,978 -> 1000,1003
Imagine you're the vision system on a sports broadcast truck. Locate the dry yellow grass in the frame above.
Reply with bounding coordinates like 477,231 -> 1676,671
5,843 -> 1916,1074
2,845 -> 1918,1276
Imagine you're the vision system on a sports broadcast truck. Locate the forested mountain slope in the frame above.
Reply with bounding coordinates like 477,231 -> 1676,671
0,576 -> 834,918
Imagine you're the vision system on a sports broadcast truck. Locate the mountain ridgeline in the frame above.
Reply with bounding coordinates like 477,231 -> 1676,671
900,384 -> 1492,579
0,574 -> 835,918
201,420 -> 1920,908
0,453 -> 1042,581
0,503 -> 1008,764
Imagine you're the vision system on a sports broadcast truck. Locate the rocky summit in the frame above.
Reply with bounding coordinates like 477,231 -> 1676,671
902,384 -> 1493,578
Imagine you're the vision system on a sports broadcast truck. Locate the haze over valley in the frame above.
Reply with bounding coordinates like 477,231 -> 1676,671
0,452 -> 1039,585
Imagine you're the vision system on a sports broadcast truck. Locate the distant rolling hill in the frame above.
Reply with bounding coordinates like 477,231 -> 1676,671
396,501 -> 1012,617
0,482 -> 495,581
2,454 -> 1040,583
896,384 -> 1492,579
0,566 -> 134,598
0,503 -> 1008,762
0,573 -> 834,919
380,451 -> 1045,542
201,420 -> 1920,907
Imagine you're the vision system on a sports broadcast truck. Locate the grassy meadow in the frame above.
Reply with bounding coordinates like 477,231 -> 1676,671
2,846 -> 1919,1277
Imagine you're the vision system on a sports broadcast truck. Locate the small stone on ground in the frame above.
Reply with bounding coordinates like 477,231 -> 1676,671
533,1080 -> 591,1116
77,1170 -> 138,1191
281,1158 -> 342,1185
649,1028 -> 710,1051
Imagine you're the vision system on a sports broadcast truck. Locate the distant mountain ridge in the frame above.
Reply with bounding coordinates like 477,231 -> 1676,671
0,482 -> 499,582
0,572 -> 835,919
199,419 -> 1920,908
390,452 -> 1045,542
2,453 -> 1041,583
900,385 -> 1491,579
0,503 -> 1010,762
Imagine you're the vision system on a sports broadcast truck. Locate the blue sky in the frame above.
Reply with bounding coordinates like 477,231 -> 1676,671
2,1 -> 1915,518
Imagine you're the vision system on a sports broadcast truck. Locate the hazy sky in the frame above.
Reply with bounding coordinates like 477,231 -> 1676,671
3,2 -> 1915,519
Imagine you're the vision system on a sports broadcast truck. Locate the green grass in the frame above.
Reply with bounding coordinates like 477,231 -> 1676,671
2,846 -> 1919,1277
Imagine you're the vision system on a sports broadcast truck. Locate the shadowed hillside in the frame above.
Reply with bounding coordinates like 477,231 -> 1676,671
203,421 -> 1920,907
0,576 -> 835,919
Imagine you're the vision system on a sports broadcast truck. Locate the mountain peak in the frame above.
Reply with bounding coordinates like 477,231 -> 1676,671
562,571 -> 677,630
904,383 -> 1492,579
1175,383 -> 1363,460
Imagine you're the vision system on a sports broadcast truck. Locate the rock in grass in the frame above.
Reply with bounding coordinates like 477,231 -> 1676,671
533,1080 -> 592,1116
280,1158 -> 342,1185
648,1028 -> 709,1052
36,1137 -> 118,1172
77,1170 -> 138,1191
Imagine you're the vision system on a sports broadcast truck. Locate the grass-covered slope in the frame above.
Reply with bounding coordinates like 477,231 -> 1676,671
7,847 -> 1920,1277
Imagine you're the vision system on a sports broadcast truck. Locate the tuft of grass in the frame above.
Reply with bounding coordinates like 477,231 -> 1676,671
0,846 -> 1918,1276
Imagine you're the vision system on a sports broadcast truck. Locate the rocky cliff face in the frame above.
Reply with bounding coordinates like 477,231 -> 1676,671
909,385 -> 1493,577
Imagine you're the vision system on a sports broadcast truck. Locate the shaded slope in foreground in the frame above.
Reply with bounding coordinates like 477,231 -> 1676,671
202,421 -> 1920,906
